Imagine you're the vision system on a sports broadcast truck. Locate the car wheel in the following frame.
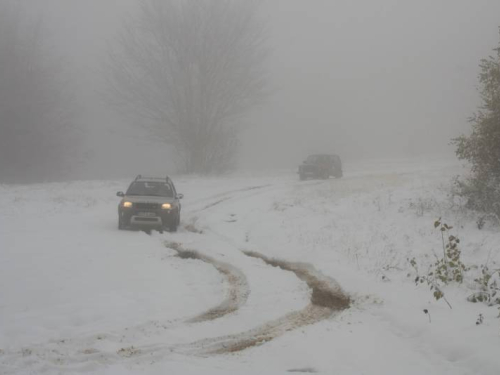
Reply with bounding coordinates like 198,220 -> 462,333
299,173 -> 305,181
118,217 -> 125,230
168,212 -> 180,232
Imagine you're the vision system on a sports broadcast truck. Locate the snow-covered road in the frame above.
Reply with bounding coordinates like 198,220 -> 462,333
1,159 -> 499,375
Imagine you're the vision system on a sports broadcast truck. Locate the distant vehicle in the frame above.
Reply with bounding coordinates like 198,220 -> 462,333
298,154 -> 343,180
116,175 -> 183,232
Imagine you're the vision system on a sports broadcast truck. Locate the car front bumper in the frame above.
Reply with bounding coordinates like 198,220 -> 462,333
120,208 -> 176,228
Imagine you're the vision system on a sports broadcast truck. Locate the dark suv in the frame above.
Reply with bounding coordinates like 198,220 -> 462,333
117,175 -> 183,232
298,154 -> 343,180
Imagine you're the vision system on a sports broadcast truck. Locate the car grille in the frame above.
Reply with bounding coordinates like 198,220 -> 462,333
135,217 -> 159,222
135,202 -> 160,210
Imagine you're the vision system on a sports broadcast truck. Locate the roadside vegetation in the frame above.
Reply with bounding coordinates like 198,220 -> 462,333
452,29 -> 500,225
405,31 -> 500,317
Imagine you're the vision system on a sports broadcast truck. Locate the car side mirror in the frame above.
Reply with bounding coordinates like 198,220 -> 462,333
117,191 -> 125,197
176,193 -> 184,199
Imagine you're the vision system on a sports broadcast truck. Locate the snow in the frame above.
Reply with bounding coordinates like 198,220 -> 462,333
1,158 -> 499,375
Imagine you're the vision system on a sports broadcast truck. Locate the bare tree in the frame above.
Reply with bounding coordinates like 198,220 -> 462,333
0,1 -> 75,183
106,0 -> 267,174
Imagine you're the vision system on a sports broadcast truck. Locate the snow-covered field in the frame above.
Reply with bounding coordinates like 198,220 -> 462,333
1,158 -> 499,375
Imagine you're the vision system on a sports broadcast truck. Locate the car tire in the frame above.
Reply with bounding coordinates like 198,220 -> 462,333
299,173 -> 305,181
168,212 -> 180,232
118,218 -> 125,230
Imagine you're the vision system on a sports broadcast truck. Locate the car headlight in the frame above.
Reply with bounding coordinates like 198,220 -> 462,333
123,201 -> 133,208
161,203 -> 172,209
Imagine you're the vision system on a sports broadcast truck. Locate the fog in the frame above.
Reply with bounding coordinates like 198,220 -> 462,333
12,0 -> 500,179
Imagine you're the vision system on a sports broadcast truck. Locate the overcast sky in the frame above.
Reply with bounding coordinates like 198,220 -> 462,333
26,0 -> 500,176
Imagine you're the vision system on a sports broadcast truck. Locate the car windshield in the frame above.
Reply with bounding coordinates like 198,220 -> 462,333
307,155 -> 329,163
126,181 -> 173,197
306,155 -> 319,163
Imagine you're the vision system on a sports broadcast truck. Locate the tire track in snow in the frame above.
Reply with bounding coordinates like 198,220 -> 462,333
181,251 -> 350,355
166,242 -> 250,323
0,180 -> 352,371
243,251 -> 350,310
188,179 -> 340,214
174,179 -> 350,354
186,184 -> 272,213
181,184 -> 275,233
0,243 -> 251,372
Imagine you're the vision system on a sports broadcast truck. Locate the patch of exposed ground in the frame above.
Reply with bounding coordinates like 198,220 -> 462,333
244,251 -> 350,310
165,242 -> 249,323
117,346 -> 141,358
184,251 -> 350,355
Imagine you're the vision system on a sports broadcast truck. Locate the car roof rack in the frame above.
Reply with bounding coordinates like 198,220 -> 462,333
135,175 -> 172,184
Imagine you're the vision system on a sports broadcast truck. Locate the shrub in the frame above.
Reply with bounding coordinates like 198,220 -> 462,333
410,219 -> 468,308
468,264 -> 500,306
452,29 -> 500,218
